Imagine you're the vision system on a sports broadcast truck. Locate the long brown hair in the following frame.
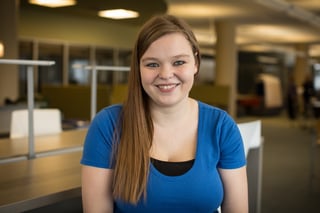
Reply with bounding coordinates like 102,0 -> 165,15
112,14 -> 201,204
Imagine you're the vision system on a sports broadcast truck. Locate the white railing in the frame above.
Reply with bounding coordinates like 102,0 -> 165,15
84,65 -> 130,120
0,59 -> 55,159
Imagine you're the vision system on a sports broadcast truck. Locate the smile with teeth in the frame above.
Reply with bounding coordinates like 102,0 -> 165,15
158,84 -> 175,89
157,83 -> 179,91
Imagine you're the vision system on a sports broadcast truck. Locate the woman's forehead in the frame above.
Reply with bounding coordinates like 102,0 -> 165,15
143,33 -> 193,55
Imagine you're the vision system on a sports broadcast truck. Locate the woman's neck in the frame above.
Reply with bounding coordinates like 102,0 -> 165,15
150,97 -> 197,127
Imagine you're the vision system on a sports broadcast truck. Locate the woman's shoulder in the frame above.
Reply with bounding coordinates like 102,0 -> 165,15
198,101 -> 227,115
98,104 -> 123,115
197,101 -> 235,125
92,104 -> 123,124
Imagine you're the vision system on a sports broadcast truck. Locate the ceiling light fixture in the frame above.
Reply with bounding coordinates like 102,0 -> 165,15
98,9 -> 139,20
29,0 -> 76,8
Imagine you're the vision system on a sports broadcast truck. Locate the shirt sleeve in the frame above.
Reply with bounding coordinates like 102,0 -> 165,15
217,113 -> 246,169
80,105 -> 121,169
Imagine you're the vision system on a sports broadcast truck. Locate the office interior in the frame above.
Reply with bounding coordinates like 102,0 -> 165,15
0,0 -> 320,212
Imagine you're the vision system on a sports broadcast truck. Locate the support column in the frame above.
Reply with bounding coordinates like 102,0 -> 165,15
294,44 -> 310,87
63,43 -> 69,85
215,20 -> 237,117
0,0 -> 19,105
293,44 -> 310,117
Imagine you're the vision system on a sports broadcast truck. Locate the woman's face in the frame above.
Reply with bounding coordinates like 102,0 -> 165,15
139,33 -> 198,108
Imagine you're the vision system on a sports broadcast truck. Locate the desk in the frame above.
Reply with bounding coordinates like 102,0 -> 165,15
0,152 -> 82,212
0,129 -> 87,163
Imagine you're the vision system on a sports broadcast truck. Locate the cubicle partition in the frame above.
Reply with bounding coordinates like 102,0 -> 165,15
42,65 -> 130,121
41,85 -> 111,121
190,85 -> 230,112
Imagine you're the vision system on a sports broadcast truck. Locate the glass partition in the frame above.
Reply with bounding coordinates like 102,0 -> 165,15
96,47 -> 114,84
18,40 -> 133,93
69,45 -> 90,85
38,43 -> 63,89
116,49 -> 131,84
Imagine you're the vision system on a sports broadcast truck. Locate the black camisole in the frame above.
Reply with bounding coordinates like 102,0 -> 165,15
150,158 -> 195,176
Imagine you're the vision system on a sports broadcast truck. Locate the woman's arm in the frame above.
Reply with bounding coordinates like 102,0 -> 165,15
82,165 -> 114,213
219,166 -> 248,213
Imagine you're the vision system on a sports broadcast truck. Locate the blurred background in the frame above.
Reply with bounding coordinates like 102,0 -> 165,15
0,0 -> 320,212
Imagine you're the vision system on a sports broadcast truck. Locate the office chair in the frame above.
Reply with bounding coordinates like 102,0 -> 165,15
237,120 -> 262,213
10,108 -> 62,139
237,120 -> 262,157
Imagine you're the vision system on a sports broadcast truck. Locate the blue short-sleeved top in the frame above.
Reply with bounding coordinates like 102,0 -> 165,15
81,101 -> 246,213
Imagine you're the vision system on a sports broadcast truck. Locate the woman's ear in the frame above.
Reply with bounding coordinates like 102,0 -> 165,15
194,52 -> 199,75
193,65 -> 199,77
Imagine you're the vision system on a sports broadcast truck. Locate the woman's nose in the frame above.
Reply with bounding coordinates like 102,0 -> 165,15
158,65 -> 174,79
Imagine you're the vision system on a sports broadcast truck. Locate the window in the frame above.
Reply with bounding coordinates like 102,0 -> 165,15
96,48 -> 114,84
69,46 -> 90,85
116,49 -> 131,84
18,40 -> 132,91
38,43 -> 63,88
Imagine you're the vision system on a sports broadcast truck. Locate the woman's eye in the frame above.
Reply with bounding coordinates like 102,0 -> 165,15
146,63 -> 159,68
173,60 -> 185,66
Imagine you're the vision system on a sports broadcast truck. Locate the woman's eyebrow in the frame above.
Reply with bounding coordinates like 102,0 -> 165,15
172,54 -> 191,59
141,54 -> 191,62
141,57 -> 158,62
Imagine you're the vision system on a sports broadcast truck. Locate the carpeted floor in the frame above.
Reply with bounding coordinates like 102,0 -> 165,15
256,114 -> 320,213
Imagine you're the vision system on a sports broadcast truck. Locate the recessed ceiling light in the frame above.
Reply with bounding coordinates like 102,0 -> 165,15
29,0 -> 76,8
98,9 -> 139,20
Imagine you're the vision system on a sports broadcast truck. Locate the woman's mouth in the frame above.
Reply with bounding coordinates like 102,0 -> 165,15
156,83 -> 179,92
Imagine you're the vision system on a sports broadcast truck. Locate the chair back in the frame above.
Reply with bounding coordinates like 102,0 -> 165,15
237,120 -> 262,157
10,109 -> 62,139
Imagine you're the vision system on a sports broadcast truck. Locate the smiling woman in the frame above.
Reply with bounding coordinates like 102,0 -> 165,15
81,14 -> 248,213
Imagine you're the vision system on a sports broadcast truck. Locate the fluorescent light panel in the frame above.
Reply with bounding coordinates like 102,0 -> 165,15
29,0 -> 76,8
98,9 -> 139,19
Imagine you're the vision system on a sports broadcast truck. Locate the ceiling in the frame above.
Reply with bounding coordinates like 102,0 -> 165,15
20,0 -> 320,58
167,0 -> 320,57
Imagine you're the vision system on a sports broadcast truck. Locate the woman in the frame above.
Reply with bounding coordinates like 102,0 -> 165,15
81,14 -> 248,213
